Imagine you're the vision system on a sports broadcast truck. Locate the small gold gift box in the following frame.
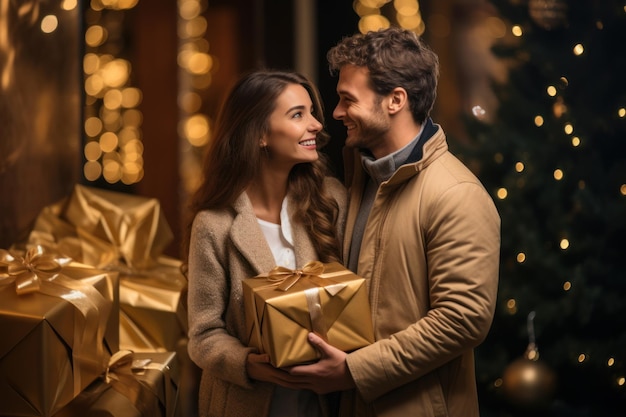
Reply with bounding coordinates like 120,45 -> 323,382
53,351 -> 179,417
0,247 -> 119,417
242,261 -> 374,368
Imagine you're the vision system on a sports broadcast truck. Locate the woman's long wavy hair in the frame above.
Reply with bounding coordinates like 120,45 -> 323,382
182,70 -> 342,264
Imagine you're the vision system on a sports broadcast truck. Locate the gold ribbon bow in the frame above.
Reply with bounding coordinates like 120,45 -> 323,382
105,350 -> 151,413
105,350 -> 173,417
105,350 -> 135,384
265,261 -> 326,291
0,246 -> 62,295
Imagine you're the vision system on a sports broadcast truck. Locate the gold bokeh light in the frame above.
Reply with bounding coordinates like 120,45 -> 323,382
41,15 -> 59,34
353,0 -> 424,35
83,3 -> 144,185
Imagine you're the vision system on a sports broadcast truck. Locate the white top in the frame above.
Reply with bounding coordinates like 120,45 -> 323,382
257,197 -> 296,270
257,197 -> 321,417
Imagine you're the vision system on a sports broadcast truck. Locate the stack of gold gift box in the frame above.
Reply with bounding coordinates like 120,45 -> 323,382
0,184 -> 378,417
0,185 -> 188,417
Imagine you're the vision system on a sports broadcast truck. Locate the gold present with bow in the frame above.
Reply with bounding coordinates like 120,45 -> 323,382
0,246 -> 119,417
54,350 -> 179,417
242,261 -> 375,368
27,184 -> 187,353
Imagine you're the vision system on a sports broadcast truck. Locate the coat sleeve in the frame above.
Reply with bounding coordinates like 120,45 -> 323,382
346,178 -> 501,402
186,211 -> 257,389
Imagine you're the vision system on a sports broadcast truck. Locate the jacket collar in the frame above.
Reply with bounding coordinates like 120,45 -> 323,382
383,120 -> 448,187
229,192 -> 317,275
403,117 -> 439,165
230,193 -> 275,275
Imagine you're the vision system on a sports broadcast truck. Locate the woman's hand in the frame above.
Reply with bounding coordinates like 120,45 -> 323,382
246,353 -> 310,389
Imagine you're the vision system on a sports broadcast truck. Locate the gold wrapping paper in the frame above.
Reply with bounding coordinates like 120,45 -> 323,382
29,184 -> 173,270
0,248 -> 119,417
53,351 -> 179,417
118,256 -> 187,352
242,262 -> 375,368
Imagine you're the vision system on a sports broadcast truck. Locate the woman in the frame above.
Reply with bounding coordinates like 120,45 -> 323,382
185,70 -> 347,417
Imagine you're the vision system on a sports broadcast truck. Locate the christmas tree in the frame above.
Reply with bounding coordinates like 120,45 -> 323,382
456,1 -> 626,416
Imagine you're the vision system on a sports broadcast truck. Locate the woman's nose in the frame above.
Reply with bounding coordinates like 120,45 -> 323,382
310,116 -> 322,131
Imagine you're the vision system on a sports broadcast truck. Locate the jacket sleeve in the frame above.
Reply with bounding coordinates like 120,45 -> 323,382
346,179 -> 501,402
186,212 -> 257,389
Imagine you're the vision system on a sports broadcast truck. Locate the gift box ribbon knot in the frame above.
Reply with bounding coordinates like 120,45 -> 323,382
0,247 -> 62,295
105,350 -> 174,416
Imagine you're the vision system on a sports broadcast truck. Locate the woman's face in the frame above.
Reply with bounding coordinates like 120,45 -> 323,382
262,83 -> 322,168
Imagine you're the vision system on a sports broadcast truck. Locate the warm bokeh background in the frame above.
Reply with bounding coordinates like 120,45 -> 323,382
1,1 -> 624,416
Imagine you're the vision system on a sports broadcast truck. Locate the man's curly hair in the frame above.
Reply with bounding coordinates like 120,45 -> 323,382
327,27 -> 440,124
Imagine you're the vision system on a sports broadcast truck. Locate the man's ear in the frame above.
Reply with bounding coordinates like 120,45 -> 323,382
388,87 -> 408,115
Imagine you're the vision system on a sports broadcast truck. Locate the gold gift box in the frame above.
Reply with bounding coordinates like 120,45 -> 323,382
53,351 -> 179,417
0,252 -> 119,417
242,262 -> 374,368
29,184 -> 174,270
119,256 -> 187,352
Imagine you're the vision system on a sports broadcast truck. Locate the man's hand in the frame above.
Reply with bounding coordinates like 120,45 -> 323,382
288,332 -> 356,394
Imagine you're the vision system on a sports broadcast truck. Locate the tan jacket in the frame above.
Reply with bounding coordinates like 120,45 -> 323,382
342,123 -> 501,417
186,178 -> 347,417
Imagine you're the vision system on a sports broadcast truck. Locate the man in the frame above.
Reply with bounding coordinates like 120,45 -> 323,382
290,27 -> 501,417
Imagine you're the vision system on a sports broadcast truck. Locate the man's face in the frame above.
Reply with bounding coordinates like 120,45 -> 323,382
333,64 -> 390,156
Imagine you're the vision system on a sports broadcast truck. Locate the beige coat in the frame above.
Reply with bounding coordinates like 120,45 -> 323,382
186,178 -> 347,417
342,123 -> 501,417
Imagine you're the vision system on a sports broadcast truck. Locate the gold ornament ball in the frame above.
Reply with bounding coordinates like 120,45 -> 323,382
528,0 -> 568,30
502,357 -> 557,409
